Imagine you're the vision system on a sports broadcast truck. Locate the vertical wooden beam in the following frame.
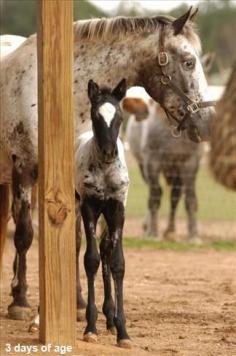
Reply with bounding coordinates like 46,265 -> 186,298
37,0 -> 76,345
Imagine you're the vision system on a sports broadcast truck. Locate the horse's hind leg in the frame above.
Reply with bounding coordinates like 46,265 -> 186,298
0,184 -> 10,272
184,176 -> 200,243
8,168 -> 34,320
144,161 -> 162,238
164,176 -> 182,240
99,227 -> 115,334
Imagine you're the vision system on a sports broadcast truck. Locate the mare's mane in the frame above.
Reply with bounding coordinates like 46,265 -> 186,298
74,15 -> 201,53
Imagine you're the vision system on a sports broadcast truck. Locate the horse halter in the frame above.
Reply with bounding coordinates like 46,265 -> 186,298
157,23 -> 216,138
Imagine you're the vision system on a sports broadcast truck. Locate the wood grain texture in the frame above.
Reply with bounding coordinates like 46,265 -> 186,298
37,0 -> 76,345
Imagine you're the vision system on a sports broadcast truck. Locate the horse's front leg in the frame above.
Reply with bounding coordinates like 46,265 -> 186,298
104,199 -> 131,349
8,168 -> 35,320
99,227 -> 115,334
75,199 -> 86,320
81,198 -> 100,342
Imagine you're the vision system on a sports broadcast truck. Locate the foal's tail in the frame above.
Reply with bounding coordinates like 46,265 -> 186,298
0,184 -> 10,271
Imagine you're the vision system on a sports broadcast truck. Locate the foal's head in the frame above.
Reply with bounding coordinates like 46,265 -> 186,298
88,79 -> 127,163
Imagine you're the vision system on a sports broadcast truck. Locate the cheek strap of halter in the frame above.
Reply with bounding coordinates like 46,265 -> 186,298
157,23 -> 216,134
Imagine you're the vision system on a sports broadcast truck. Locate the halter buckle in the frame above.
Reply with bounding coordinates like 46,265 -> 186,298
161,75 -> 171,85
187,102 -> 200,114
170,125 -> 182,138
158,52 -> 168,66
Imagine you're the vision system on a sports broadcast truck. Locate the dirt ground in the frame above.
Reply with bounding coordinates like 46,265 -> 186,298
1,220 -> 236,356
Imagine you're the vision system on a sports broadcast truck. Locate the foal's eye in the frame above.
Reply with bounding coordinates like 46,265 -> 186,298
183,58 -> 195,71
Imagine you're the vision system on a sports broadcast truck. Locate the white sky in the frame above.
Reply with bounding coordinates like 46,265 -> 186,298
90,0 -> 202,13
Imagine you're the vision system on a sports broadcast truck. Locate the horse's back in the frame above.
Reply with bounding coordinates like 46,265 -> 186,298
0,35 -> 27,59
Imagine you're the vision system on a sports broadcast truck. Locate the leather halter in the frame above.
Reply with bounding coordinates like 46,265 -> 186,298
158,23 -> 216,138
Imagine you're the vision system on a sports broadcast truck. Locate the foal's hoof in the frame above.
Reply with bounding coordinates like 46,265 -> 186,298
77,309 -> 86,321
117,339 -> 132,349
8,305 -> 31,320
107,327 -> 116,335
28,322 -> 39,333
83,332 -> 98,343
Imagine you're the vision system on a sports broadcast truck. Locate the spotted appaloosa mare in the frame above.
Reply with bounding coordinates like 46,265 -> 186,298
75,79 -> 130,347
124,96 -> 203,243
0,8 -> 214,321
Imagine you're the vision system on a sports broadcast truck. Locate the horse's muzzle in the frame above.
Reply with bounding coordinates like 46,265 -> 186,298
185,107 -> 215,143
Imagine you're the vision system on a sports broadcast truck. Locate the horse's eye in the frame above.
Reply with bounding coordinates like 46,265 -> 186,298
183,58 -> 195,70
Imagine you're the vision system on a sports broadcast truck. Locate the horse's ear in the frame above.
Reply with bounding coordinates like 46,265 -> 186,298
172,6 -> 196,35
88,79 -> 99,102
112,78 -> 127,102
201,52 -> 215,73
189,7 -> 198,22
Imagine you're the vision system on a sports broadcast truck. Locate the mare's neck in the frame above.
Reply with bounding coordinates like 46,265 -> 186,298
74,33 -> 159,135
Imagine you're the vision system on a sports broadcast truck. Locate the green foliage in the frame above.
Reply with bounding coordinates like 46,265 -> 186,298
0,0 -> 105,36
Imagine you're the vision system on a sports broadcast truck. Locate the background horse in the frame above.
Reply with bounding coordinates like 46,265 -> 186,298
0,8 -> 214,320
124,96 -> 203,242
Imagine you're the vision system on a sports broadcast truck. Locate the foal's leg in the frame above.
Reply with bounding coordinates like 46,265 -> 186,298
8,167 -> 35,320
81,197 -> 101,342
103,199 -> 130,348
75,199 -> 86,319
144,161 -> 162,238
99,227 -> 115,334
164,176 -> 182,240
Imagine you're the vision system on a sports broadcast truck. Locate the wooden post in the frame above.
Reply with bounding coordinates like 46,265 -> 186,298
37,0 -> 76,345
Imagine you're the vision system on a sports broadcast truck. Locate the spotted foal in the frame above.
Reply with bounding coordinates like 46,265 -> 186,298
75,79 -> 130,348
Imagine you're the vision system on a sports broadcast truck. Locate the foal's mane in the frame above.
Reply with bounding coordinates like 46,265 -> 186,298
74,15 -> 201,53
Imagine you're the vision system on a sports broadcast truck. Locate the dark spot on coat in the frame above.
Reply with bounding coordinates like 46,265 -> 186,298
31,165 -> 38,181
74,80 -> 78,83
16,122 -> 24,134
12,154 -> 17,163
89,164 -> 94,172
31,103 -> 36,107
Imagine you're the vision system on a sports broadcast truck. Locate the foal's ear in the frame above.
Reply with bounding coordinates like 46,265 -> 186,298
112,78 -> 127,102
173,6 -> 197,35
88,79 -> 100,102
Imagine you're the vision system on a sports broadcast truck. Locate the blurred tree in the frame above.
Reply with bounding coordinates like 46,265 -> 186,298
0,0 -> 105,36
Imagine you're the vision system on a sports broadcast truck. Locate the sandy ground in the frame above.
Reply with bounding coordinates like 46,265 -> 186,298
1,220 -> 236,356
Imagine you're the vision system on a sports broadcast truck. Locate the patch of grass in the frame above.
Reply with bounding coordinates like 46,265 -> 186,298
123,237 -> 236,251
126,161 -> 236,221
